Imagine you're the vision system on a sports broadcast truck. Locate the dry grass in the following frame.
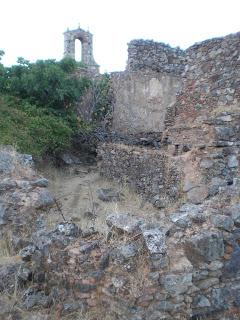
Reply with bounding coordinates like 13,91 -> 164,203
0,230 -> 21,265
0,238 -> 11,258
39,164 -> 161,237
0,254 -> 21,266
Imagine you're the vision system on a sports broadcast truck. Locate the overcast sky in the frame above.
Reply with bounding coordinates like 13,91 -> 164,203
0,0 -> 239,72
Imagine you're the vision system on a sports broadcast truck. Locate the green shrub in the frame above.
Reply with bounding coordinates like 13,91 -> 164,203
0,95 -> 74,157
91,73 -> 112,122
0,54 -> 95,157
1,57 -> 91,110
0,54 -> 111,158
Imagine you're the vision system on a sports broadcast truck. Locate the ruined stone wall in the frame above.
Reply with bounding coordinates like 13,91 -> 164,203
1,32 -> 240,320
111,39 -> 185,135
96,32 -> 240,319
97,142 -> 240,319
112,32 -> 240,137
111,70 -> 182,134
165,32 -> 240,147
127,39 -> 186,75
98,143 -> 183,208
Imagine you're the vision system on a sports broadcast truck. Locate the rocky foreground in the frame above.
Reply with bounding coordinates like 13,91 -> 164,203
0,142 -> 240,320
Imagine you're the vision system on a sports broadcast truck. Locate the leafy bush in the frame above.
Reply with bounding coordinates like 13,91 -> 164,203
1,57 -> 91,110
0,54 -> 92,157
0,53 -> 112,158
0,95 -> 74,156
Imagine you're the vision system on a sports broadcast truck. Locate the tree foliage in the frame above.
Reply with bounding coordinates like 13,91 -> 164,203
0,55 -> 91,157
1,57 -> 91,110
0,53 -> 111,158
0,95 -> 75,157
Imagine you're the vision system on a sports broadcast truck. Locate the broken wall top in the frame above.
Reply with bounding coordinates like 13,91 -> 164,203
127,39 -> 186,75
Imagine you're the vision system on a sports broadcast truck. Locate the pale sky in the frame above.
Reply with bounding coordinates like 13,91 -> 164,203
0,0 -> 239,72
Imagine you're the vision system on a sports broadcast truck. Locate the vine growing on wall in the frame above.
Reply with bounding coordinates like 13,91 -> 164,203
90,74 -> 112,125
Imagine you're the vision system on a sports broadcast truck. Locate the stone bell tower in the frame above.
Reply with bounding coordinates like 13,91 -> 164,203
64,27 -> 99,73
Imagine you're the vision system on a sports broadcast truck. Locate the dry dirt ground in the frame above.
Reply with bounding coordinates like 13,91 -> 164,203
40,163 -> 162,236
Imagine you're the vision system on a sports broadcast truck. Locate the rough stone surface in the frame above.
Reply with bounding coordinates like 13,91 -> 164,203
0,147 -> 33,174
56,222 -> 80,237
96,31 -> 240,320
228,204 -> 240,226
106,213 -> 143,234
20,244 -> 37,261
0,202 -> 7,225
184,231 -> 225,264
62,301 -> 86,314
127,40 -> 186,75
23,288 -> 52,310
0,263 -> 20,293
211,214 -> 234,231
170,206 -> 206,228
193,294 -> 211,308
162,273 -> 193,295
140,225 -> 166,254
111,242 -> 139,262
187,185 -> 209,204
98,143 -> 182,208
165,32 -> 240,147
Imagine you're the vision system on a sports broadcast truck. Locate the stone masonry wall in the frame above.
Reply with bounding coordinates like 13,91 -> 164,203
112,32 -> 239,137
98,143 -> 183,208
2,144 -> 240,319
97,32 -> 240,319
127,39 -> 186,75
111,70 -> 182,134
110,40 -> 185,135
165,32 -> 240,147
64,27 -> 99,73
97,140 -> 240,319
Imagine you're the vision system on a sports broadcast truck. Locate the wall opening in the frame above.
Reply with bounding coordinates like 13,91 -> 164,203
75,39 -> 82,62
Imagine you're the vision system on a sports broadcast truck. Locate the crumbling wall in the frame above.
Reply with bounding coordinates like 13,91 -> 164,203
14,175 -> 240,320
165,32 -> 240,147
111,70 -> 182,134
127,39 -> 186,75
107,32 -> 240,206
98,143 -> 183,208
111,32 -> 240,137
97,32 -> 240,319
111,39 -> 185,135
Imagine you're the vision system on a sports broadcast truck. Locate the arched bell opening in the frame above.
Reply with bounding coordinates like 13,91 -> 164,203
75,38 -> 82,62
